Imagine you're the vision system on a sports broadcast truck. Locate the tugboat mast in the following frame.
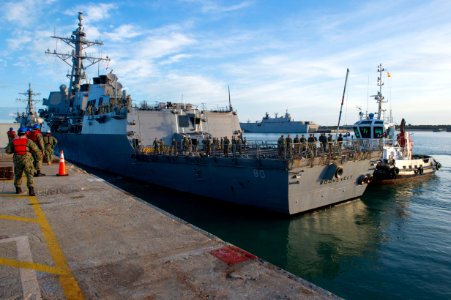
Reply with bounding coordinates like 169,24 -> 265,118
45,12 -> 110,108
373,63 -> 388,120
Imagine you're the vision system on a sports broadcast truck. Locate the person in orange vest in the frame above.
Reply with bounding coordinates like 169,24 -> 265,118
5,127 -> 40,195
27,124 -> 46,176
7,127 -> 16,142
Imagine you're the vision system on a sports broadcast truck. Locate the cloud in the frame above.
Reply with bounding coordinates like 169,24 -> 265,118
104,24 -> 142,41
160,54 -> 192,65
64,3 -> 118,23
1,0 -> 56,27
7,33 -> 33,50
137,32 -> 195,59
180,0 -> 253,13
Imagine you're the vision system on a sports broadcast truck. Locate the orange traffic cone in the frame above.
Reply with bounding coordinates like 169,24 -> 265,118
56,150 -> 69,176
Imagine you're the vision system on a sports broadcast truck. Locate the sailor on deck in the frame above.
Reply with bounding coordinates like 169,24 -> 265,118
277,134 -> 286,158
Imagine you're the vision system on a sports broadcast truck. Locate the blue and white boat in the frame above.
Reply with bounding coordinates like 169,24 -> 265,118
352,64 -> 441,184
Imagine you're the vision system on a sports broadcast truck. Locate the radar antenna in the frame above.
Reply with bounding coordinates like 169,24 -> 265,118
45,12 -> 110,108
370,63 -> 388,120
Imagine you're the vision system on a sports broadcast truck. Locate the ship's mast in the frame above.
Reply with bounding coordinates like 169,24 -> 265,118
17,83 -> 40,115
228,85 -> 233,112
45,12 -> 110,108
373,63 -> 387,120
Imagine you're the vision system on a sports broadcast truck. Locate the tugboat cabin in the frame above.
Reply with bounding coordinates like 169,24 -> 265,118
353,113 -> 385,139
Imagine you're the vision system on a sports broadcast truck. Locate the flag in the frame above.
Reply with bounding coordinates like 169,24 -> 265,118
387,71 -> 391,77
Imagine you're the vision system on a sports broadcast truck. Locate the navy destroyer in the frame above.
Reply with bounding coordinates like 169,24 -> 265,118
240,111 -> 319,133
352,64 -> 441,184
39,13 -> 381,215
16,83 -> 43,127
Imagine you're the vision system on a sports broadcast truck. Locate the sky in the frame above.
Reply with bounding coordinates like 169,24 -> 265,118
1,0 -> 450,125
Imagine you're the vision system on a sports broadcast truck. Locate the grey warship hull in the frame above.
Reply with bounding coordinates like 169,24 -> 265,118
53,131 -> 378,215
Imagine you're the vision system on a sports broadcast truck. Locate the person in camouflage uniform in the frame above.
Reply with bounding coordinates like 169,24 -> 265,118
7,127 -> 16,142
27,124 -> 46,176
6,127 -> 40,195
42,130 -> 58,165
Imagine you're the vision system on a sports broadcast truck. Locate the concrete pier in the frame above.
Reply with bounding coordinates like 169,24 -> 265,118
0,157 -> 337,299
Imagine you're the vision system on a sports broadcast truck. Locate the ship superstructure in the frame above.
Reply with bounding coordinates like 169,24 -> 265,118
40,13 -> 381,215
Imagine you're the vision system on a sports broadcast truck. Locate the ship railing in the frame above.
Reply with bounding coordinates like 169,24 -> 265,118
135,139 -> 382,160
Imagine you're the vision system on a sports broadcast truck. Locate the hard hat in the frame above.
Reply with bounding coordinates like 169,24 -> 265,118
9,127 -> 13,131
18,127 -> 26,133
46,130 -> 51,134
32,124 -> 39,129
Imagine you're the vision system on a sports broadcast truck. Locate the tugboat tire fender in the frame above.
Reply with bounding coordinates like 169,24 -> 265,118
418,166 -> 423,175
436,162 -> 441,170
389,168 -> 397,178
357,175 -> 368,185
357,175 -> 366,185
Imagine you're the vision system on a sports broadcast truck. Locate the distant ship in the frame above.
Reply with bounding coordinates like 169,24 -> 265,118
352,64 -> 441,184
15,83 -> 44,127
38,13 -> 381,215
240,111 -> 319,133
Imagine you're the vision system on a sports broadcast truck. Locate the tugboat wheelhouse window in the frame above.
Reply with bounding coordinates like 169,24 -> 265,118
373,127 -> 384,138
359,127 -> 372,138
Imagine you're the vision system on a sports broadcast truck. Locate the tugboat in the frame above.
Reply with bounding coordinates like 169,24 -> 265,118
352,64 -> 441,184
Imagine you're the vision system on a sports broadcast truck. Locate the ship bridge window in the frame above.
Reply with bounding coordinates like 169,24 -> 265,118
375,120 -> 383,124
361,121 -> 373,124
373,126 -> 384,138
178,115 -> 190,127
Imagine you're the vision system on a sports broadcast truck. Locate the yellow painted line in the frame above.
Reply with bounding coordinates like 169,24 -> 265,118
0,215 -> 38,223
29,195 -> 84,300
0,257 -> 64,275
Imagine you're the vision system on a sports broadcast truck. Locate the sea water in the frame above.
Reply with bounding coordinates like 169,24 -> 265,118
85,131 -> 451,299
